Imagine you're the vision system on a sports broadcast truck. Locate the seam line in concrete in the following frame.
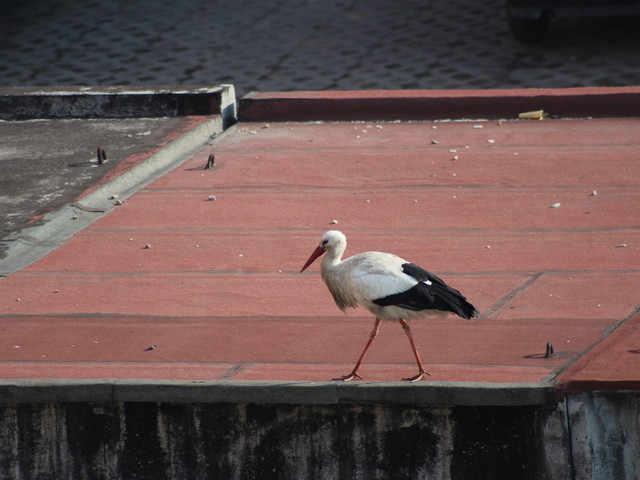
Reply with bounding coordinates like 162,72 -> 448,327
482,272 -> 543,319
552,307 -> 640,389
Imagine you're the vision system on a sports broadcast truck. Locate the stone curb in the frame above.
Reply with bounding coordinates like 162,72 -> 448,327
239,86 -> 640,122
0,85 -> 237,127
0,379 -> 560,406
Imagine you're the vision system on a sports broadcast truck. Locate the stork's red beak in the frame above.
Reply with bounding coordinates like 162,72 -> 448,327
300,246 -> 325,272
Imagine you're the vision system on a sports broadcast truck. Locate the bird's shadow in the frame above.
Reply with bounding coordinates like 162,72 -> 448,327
68,160 -> 100,168
522,353 -> 549,359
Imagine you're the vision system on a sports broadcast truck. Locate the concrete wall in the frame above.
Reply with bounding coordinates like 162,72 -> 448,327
567,392 -> 640,480
0,391 -> 636,479
0,401 -> 564,480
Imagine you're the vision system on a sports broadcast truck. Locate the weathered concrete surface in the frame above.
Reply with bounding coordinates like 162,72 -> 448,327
0,117 -> 211,241
567,392 -> 640,480
0,379 -> 558,406
0,400 -> 566,480
1,392 -> 636,479
1,392 -> 638,479
0,86 -> 237,125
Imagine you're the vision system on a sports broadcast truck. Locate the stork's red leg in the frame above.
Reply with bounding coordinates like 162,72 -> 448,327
399,319 -> 431,382
335,318 -> 381,381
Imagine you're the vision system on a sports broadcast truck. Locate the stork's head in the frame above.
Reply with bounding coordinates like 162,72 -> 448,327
300,230 -> 347,272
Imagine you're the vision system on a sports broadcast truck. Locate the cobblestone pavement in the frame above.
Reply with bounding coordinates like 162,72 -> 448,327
1,0 -> 639,97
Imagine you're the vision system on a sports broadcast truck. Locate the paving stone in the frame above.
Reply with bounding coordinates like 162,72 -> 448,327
1,0 -> 639,96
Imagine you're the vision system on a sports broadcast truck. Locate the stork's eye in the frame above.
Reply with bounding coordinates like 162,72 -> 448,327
321,239 -> 329,246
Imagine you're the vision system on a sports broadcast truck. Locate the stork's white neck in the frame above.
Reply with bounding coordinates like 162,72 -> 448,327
321,247 -> 342,270
321,241 -> 346,271
318,240 -> 358,312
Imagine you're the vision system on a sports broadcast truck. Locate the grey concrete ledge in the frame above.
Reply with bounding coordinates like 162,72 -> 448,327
0,85 -> 237,127
0,379 -> 560,406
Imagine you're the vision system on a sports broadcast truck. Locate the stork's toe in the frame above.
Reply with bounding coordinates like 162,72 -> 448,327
333,372 -> 363,382
403,370 -> 431,382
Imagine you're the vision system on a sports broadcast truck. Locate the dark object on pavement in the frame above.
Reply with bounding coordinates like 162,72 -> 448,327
506,0 -> 640,42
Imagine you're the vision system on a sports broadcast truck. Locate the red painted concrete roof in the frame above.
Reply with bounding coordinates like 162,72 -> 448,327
1,90 -> 639,393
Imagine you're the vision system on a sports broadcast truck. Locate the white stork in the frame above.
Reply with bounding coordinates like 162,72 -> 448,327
300,230 -> 479,382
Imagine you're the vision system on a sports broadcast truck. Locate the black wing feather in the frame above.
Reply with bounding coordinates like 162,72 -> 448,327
372,263 -> 479,319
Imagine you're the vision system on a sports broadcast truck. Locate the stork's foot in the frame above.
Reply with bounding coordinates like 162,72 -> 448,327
402,370 -> 431,383
333,372 -> 363,382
